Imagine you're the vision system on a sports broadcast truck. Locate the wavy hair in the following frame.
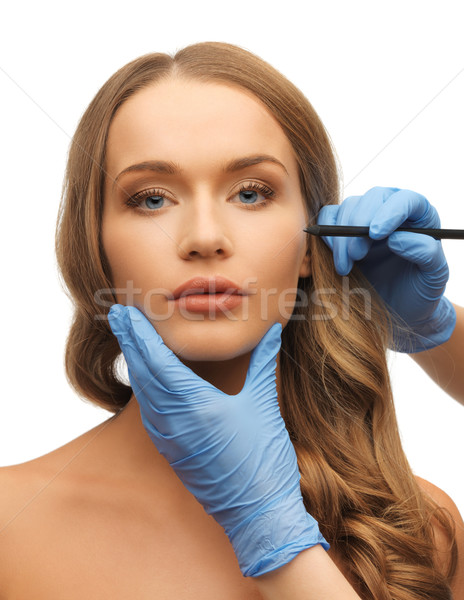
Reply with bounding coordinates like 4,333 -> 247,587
55,42 -> 457,598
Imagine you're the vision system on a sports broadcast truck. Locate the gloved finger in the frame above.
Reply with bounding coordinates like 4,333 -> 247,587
317,204 -> 339,226
319,188 -> 395,274
109,304 -> 206,395
108,305 -> 155,390
387,231 -> 449,277
347,235 -> 374,262
370,189 -> 440,239
342,187 -> 399,258
343,186 -> 401,227
331,195 -> 368,275
335,190 -> 398,269
316,204 -> 352,273
243,322 -> 282,391
108,306 -> 174,430
332,239 -> 353,276
316,205 -> 338,251
110,305 -> 220,448
108,303 -> 138,350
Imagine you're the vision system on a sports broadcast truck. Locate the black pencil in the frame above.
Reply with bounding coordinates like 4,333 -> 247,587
304,225 -> 464,240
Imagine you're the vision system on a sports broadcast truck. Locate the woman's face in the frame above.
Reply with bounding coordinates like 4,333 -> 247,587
102,77 -> 311,361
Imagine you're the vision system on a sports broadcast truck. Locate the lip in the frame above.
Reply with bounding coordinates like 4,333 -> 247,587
172,276 -> 249,300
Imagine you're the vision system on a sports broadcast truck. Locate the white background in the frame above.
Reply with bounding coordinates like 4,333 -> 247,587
1,1 -> 463,514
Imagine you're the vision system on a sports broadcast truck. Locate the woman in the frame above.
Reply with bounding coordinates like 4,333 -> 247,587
0,42 -> 462,599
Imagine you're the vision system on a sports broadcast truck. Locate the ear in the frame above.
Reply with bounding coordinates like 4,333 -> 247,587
298,252 -> 311,278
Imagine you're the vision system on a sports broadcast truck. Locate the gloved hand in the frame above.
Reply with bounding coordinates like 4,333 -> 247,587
108,304 -> 328,577
317,186 -> 456,352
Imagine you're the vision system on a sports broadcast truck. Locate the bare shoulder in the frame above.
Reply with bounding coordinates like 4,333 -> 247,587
0,458 -> 59,598
0,418 -> 113,538
415,475 -> 464,595
0,462 -> 35,535
415,475 -> 464,532
0,420 -> 114,597
0,431 -> 90,531
0,451 -> 69,517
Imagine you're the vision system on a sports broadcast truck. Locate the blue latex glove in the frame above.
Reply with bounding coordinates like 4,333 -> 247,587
317,186 -> 456,352
108,304 -> 328,577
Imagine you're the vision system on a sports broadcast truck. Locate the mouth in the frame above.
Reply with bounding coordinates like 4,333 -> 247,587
173,291 -> 245,313
171,276 -> 248,313
177,289 -> 244,297
172,276 -> 249,300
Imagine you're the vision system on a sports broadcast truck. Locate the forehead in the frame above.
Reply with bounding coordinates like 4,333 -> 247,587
105,78 -> 299,179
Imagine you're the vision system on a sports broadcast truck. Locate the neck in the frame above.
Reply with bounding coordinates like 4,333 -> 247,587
174,349 -> 282,399
179,351 -> 253,395
109,351 -> 282,477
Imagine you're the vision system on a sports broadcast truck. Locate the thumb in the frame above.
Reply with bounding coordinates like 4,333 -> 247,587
108,304 -> 206,393
244,322 -> 282,388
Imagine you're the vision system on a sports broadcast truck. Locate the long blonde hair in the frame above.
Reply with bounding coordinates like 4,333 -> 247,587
55,42 -> 457,598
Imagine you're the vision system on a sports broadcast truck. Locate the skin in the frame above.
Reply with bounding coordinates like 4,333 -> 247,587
0,78 -> 462,598
412,303 -> 464,405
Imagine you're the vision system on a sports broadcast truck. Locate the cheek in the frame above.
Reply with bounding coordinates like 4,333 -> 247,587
102,219 -> 131,285
101,216 -> 167,295
252,217 -> 308,322
259,215 -> 307,280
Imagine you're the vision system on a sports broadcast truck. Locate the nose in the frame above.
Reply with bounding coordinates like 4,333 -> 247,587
178,196 -> 234,260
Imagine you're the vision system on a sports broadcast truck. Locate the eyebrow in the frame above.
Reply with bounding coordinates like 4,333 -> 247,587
112,154 -> 289,191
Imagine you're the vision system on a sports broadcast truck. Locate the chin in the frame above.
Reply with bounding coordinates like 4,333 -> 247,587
149,313 -> 283,364
173,340 -> 254,363
152,324 -> 256,363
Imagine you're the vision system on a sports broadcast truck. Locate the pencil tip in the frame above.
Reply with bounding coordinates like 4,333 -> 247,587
304,225 -> 319,235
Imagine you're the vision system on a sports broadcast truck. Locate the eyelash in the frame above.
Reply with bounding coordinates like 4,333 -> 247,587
124,181 -> 276,215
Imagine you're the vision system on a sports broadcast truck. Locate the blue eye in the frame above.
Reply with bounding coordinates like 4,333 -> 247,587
239,189 -> 259,204
125,190 -> 173,213
125,181 -> 276,215
234,182 -> 276,210
144,195 -> 165,210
